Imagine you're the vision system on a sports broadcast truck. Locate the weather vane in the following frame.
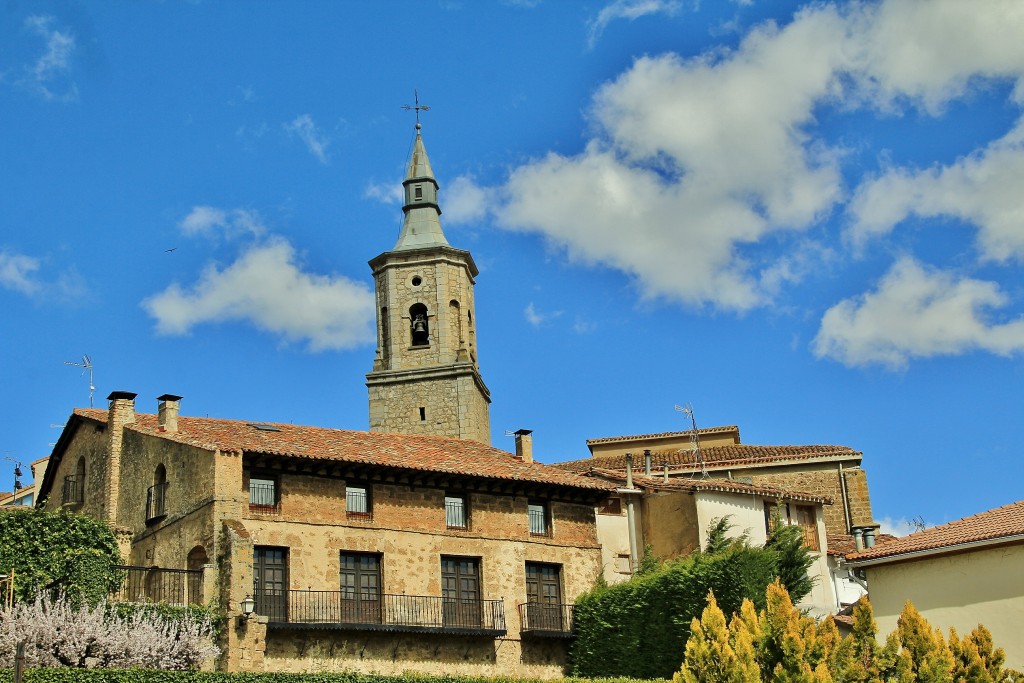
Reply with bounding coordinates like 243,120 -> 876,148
401,90 -> 430,126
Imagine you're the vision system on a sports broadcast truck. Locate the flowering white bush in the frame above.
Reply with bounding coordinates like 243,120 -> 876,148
0,593 -> 219,669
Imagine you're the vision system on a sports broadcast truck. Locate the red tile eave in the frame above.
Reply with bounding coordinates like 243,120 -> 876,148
554,444 -> 862,474
846,500 -> 1024,564
587,468 -> 832,505
586,425 -> 741,445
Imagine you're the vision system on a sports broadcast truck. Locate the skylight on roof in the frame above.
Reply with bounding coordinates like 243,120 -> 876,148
247,423 -> 281,432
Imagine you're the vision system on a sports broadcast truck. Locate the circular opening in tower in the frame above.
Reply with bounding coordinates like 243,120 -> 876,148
411,276 -> 422,287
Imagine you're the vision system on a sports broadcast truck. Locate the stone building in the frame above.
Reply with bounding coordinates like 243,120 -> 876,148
35,125 -> 609,676
554,425 -> 880,611
583,466 -> 838,617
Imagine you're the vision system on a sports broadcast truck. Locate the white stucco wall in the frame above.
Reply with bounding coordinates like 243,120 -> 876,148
595,497 -> 638,585
694,491 -> 837,617
864,542 -> 1024,670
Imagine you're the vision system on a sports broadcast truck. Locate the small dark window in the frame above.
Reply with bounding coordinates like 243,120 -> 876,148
347,485 -> 372,520
446,494 -> 468,529
528,501 -> 550,537
597,497 -> 622,515
147,464 -> 168,523
414,185 -> 423,199
419,407 -> 426,421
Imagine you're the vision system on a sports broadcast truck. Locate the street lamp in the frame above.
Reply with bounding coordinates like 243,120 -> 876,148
240,594 -> 255,616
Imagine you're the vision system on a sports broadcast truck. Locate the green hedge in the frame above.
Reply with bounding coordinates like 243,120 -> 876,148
0,671 -> 663,683
570,545 -> 778,679
0,507 -> 122,605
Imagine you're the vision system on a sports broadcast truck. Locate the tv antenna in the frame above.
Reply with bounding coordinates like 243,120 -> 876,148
64,354 -> 95,407
674,403 -> 708,479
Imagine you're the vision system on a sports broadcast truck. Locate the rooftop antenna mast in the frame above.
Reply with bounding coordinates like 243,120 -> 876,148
64,354 -> 95,408
674,403 -> 708,479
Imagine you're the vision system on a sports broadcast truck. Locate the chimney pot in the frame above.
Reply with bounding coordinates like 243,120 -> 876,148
157,394 -> 183,433
514,429 -> 533,463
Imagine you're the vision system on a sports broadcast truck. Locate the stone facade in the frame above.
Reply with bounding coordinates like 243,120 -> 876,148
39,394 -> 606,677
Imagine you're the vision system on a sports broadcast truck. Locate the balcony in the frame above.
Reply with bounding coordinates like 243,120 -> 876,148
518,602 -> 575,638
61,475 -> 83,506
257,590 -> 506,637
110,565 -> 203,605
146,482 -> 168,523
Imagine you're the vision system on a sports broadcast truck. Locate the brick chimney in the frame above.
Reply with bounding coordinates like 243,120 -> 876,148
514,429 -> 533,464
157,394 -> 183,433
105,391 -> 137,524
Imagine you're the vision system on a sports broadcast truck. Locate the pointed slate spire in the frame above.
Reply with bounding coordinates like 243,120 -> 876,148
393,123 -> 449,251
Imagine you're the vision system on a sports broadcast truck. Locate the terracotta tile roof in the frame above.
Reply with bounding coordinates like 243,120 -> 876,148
72,409 -> 609,493
587,425 -> 740,445
553,443 -> 861,473
846,500 -> 1024,564
586,468 -> 833,505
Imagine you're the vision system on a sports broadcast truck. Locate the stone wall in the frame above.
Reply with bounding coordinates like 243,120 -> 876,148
42,417 -> 108,519
367,371 -> 490,444
743,462 -> 866,539
239,469 -> 602,677
367,244 -> 491,444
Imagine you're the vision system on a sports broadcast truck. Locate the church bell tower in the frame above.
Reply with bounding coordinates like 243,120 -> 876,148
366,123 -> 492,443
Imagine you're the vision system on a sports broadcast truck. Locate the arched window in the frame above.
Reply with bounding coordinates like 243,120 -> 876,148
63,456 -> 86,505
409,303 -> 429,346
449,300 -> 463,346
147,464 -> 168,521
186,545 -> 209,604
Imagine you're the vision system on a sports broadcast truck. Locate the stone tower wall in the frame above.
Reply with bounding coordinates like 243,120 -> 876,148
368,246 -> 490,444
374,254 -> 478,371
368,372 -> 490,443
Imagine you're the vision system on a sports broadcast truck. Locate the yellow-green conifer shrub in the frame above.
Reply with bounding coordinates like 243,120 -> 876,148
677,583 -> 1020,683
676,592 -> 760,683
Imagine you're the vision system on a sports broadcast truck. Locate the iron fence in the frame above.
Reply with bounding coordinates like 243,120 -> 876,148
256,589 -> 506,635
110,565 -> 202,605
518,602 -> 575,636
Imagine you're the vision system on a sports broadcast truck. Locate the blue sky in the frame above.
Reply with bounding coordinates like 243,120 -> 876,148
3,0 -> 1023,534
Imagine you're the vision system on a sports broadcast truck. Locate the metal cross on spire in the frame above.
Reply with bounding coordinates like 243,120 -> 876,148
401,90 -> 430,127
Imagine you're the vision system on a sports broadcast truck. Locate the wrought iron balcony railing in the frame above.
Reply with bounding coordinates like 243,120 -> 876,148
61,475 -> 84,505
518,602 -> 575,637
109,565 -> 203,606
255,589 -> 506,636
146,482 -> 169,522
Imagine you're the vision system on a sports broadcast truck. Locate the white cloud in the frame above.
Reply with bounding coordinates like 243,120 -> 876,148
498,5 -> 849,311
813,258 -> 1024,368
364,180 -> 404,205
142,238 -> 375,351
445,176 -> 488,224
22,15 -> 78,102
587,0 -> 683,49
852,0 -> 1024,113
284,114 -> 330,164
178,206 -> 265,239
0,249 -> 42,295
849,118 -> 1024,262
524,302 -> 562,327
485,0 -> 1024,335
876,515 -> 931,537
